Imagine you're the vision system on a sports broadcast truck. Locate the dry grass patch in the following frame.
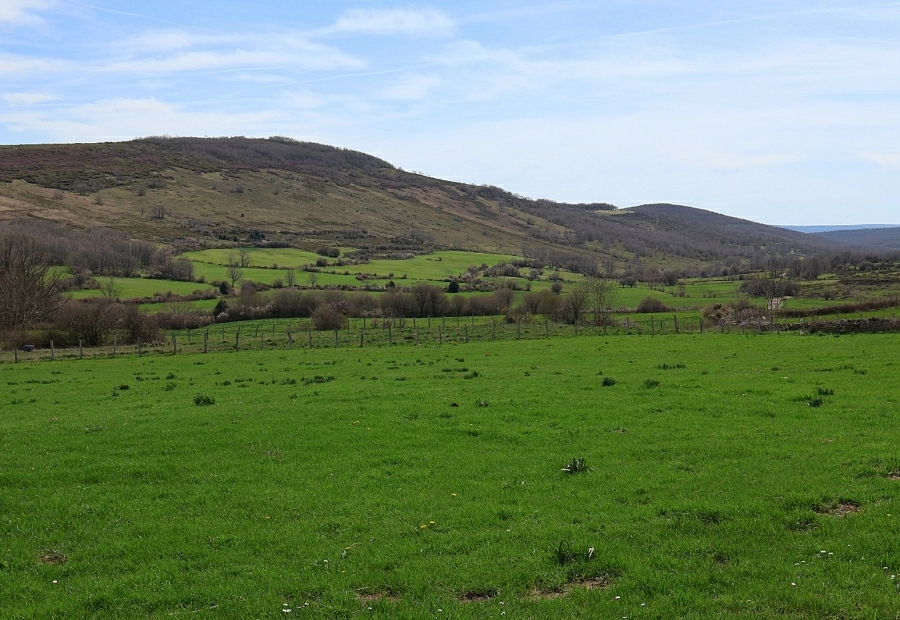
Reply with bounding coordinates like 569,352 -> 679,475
38,550 -> 67,565
816,501 -> 861,517
355,587 -> 399,605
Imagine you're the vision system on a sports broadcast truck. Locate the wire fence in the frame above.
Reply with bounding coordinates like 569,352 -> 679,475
2,314 -> 897,364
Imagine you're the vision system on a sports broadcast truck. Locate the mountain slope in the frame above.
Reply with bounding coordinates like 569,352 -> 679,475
0,137 -> 865,271
814,227 -> 900,250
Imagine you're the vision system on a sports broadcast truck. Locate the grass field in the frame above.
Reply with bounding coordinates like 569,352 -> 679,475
2,333 -> 899,618
68,277 -> 217,301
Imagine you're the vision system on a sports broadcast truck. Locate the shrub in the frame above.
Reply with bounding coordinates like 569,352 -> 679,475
311,303 -> 347,331
193,394 -> 215,406
636,296 -> 672,313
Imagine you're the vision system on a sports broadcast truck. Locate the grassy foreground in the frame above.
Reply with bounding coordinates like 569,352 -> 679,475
1,334 -> 899,618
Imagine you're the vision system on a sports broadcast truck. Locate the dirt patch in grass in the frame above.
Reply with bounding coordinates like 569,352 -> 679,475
38,550 -> 67,565
887,472 -> 900,480
527,574 -> 610,599
816,502 -> 861,517
459,589 -> 497,602
355,588 -> 399,605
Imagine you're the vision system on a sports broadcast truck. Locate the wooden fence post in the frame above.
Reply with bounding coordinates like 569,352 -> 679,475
51,340 -> 55,361
439,327 -> 443,345
651,316 -> 655,335
172,333 -> 177,354
388,324 -> 393,346
79,340 -> 83,359
235,332 -> 240,351
203,330 -> 208,354
334,327 -> 339,347
138,339 -> 142,357
674,315 -> 679,334
113,336 -> 117,357
308,328 -> 312,348
14,344 -> 17,363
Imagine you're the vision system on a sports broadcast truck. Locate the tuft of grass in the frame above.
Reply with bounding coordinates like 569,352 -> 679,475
817,387 -> 835,396
642,378 -> 660,389
561,457 -> 591,474
808,396 -> 824,407
193,394 -> 215,406
601,376 -> 617,387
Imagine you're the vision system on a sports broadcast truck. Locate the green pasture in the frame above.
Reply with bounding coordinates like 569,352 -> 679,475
2,333 -> 900,617
67,277 -> 217,300
182,249 -> 523,284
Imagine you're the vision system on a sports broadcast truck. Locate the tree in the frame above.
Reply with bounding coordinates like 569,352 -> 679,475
583,275 -> 617,325
762,255 -> 784,324
284,268 -> 296,287
226,253 -> 244,288
99,276 -> 122,302
239,249 -> 251,268
411,283 -> 446,317
0,231 -> 62,328
562,287 -> 589,325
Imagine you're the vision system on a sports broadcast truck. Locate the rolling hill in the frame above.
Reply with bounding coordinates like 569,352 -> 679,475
0,136 -> 871,273
813,227 -> 900,251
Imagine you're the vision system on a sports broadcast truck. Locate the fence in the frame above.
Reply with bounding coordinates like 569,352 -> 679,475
2,314 -> 896,363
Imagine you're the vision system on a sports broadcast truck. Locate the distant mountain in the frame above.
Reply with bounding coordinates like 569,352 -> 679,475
813,227 -> 900,251
0,137 -> 876,273
782,225 -> 899,233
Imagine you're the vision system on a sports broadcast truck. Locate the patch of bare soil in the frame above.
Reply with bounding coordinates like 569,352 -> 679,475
527,575 -> 610,599
38,550 -> 67,565
355,588 -> 399,605
816,502 -> 861,517
459,590 -> 497,603
887,472 -> 900,480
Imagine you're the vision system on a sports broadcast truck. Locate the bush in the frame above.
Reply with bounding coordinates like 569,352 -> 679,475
311,304 -> 346,331
193,394 -> 215,406
636,297 -> 672,313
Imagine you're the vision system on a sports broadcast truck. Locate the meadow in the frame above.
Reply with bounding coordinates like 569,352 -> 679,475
2,332 -> 899,618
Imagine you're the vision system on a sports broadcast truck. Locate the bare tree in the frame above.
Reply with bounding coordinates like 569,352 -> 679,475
99,276 -> 122,302
0,231 -> 62,328
239,249 -> 250,268
226,253 -> 244,288
762,255 -> 784,324
284,268 -> 296,287
583,275 -> 617,325
563,287 -> 589,325
307,272 -> 318,288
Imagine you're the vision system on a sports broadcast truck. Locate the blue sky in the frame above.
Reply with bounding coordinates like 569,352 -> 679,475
1,1 -> 899,225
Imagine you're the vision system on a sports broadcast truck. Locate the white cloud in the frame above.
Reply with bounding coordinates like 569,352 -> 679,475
379,74 -> 440,100
0,0 -> 51,23
0,98 -> 281,142
323,8 -> 455,37
3,92 -> 57,105
856,152 -> 900,168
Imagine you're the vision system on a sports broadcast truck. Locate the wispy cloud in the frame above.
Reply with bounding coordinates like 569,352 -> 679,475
0,0 -> 52,24
3,92 -> 58,105
322,8 -> 455,37
379,74 -> 440,100
856,152 -> 900,168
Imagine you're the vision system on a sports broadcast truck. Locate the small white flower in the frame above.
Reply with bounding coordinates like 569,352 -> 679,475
791,583 -> 796,586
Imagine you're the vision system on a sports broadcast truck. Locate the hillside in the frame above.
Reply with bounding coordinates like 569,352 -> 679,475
814,227 -> 900,251
0,137 -> 864,272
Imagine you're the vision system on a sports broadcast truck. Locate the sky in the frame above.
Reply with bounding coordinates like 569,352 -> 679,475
1,1 -> 899,225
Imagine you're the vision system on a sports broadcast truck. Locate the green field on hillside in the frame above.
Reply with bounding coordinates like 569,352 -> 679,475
69,277 -> 217,300
2,333 -> 899,618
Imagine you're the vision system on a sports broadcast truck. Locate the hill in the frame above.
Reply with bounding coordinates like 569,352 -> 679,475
813,227 -> 900,251
0,136 -> 866,273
